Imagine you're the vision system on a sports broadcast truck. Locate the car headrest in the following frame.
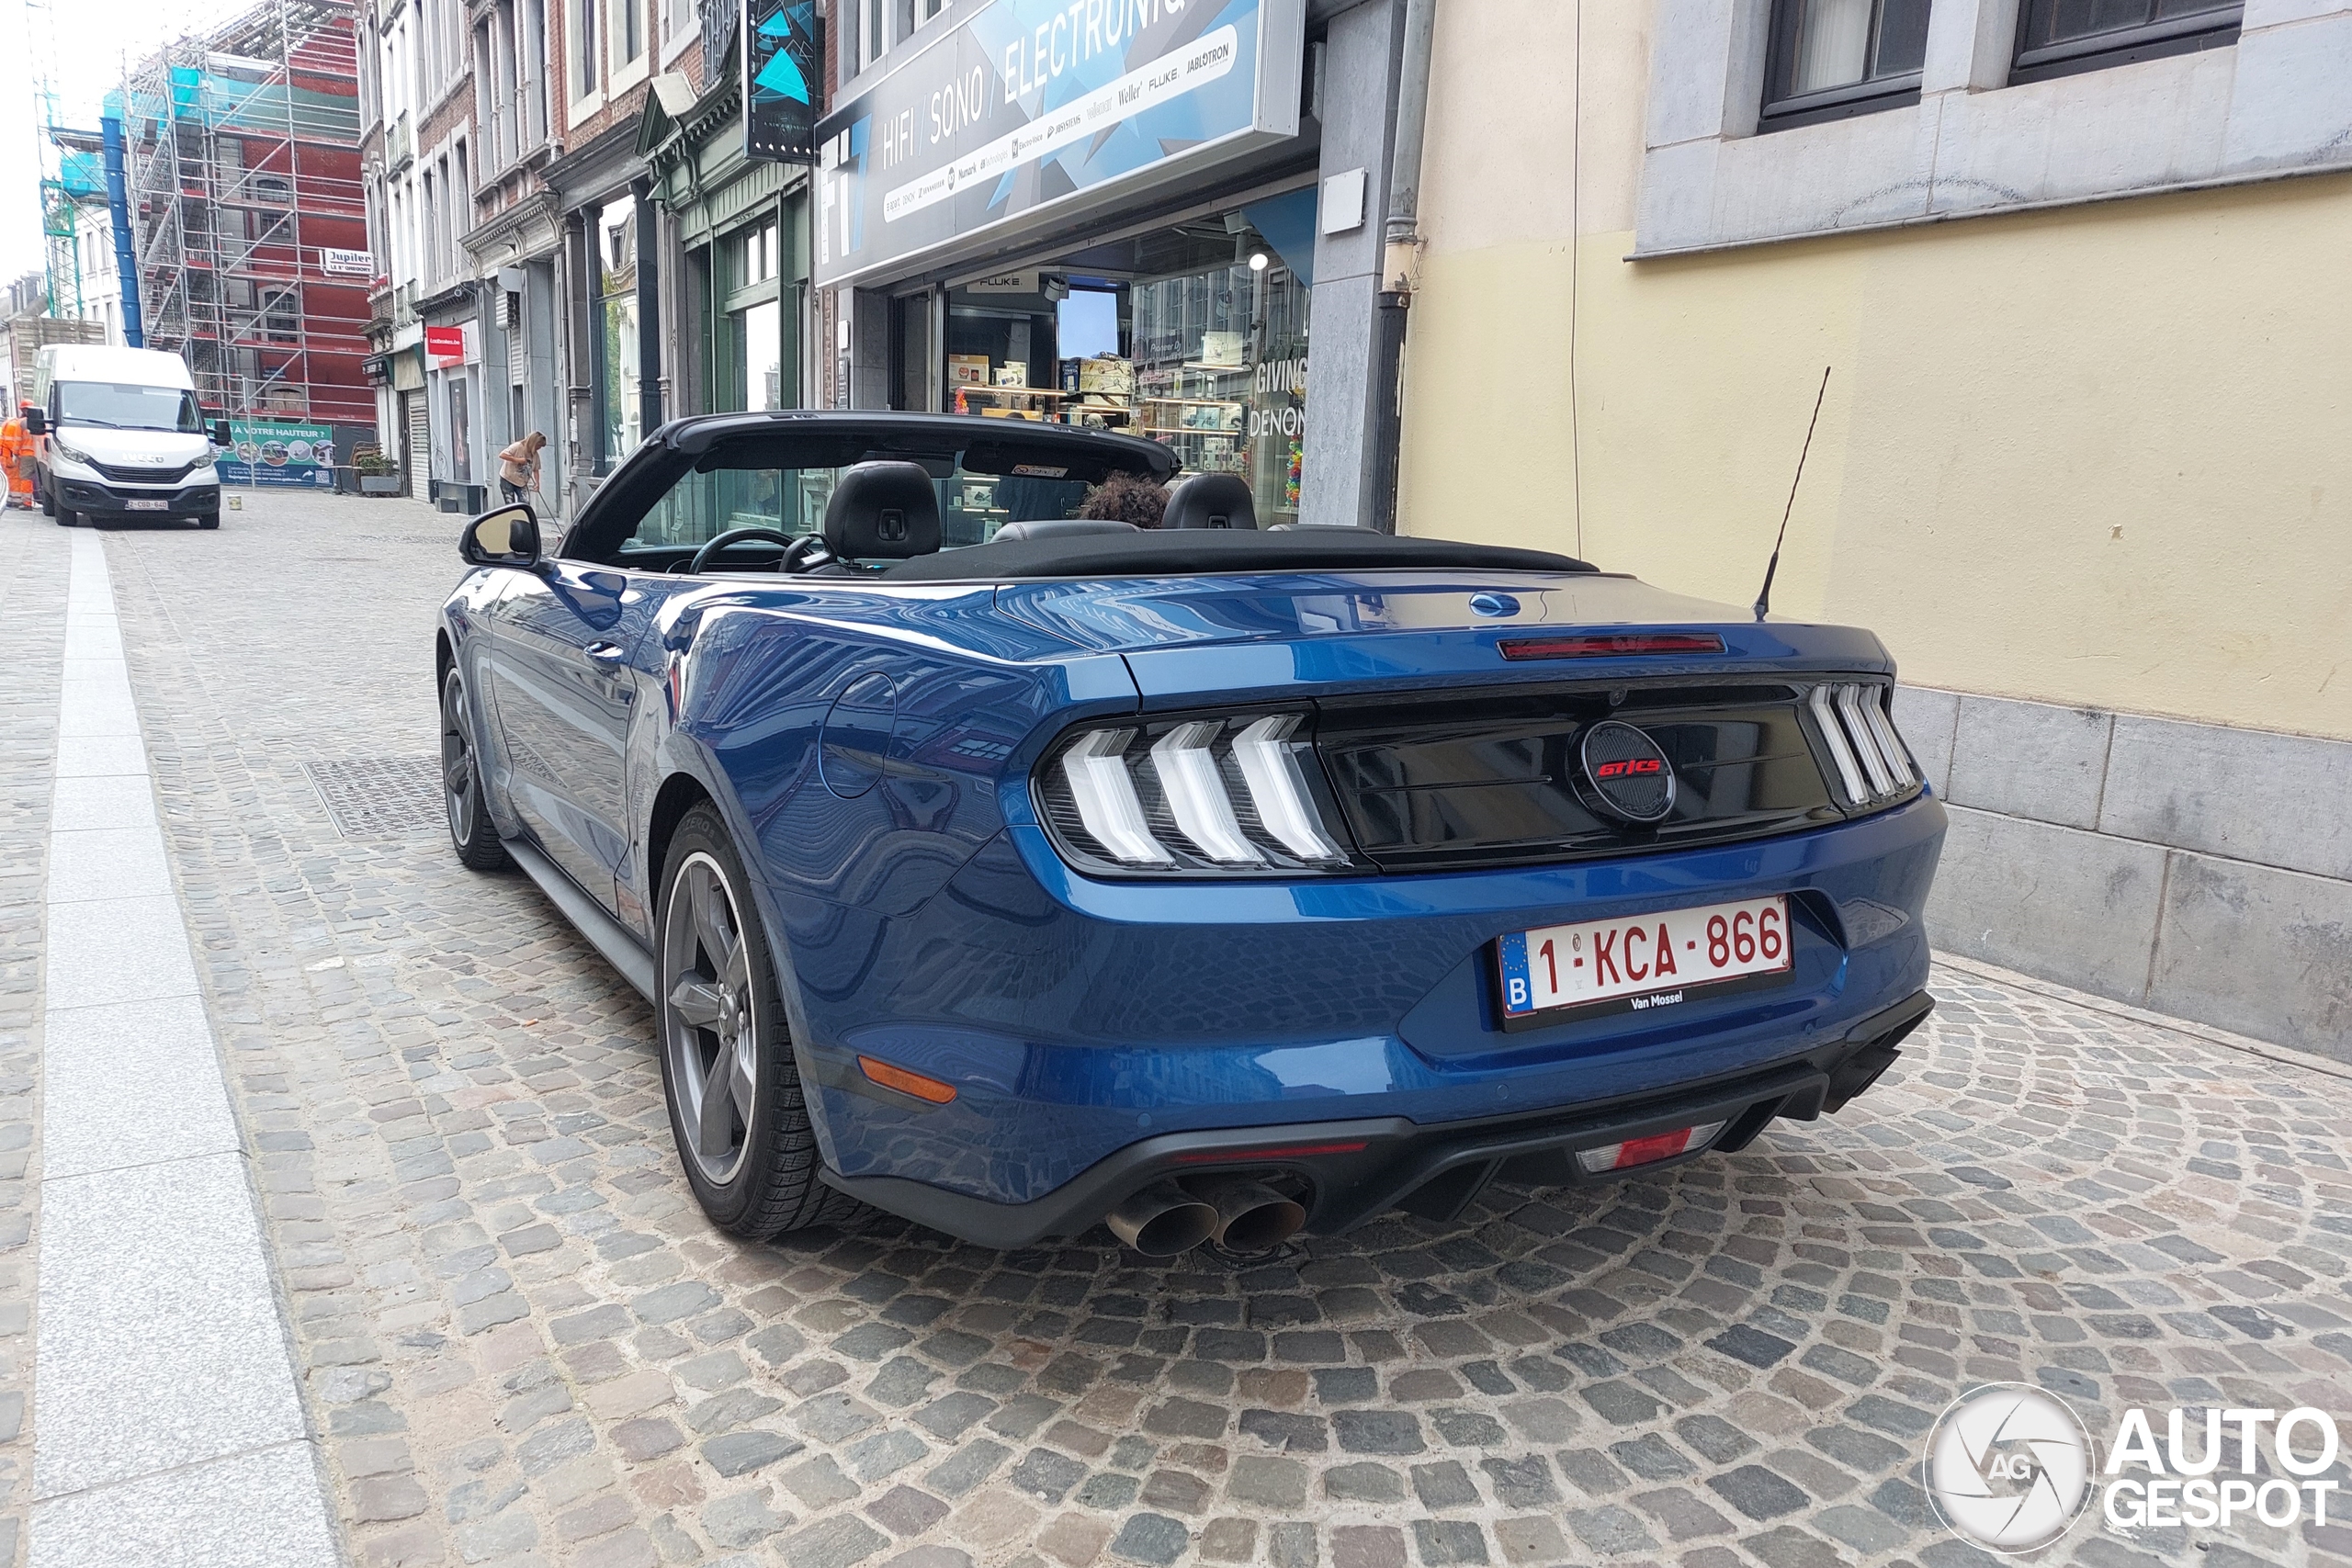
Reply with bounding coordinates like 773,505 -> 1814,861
822,461 -> 941,559
991,517 -> 1140,544
1162,471 -> 1257,530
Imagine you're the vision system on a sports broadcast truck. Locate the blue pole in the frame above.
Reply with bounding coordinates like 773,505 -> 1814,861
101,113 -> 143,348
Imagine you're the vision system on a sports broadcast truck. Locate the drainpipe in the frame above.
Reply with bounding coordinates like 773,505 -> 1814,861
101,113 -> 144,348
1367,0 -> 1436,535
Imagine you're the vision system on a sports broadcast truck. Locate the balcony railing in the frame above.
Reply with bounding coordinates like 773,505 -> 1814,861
385,112 -> 413,171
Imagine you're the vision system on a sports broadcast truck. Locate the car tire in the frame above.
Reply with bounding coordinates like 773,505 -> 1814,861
657,803 -> 864,1240
440,668 -> 511,871
37,471 -> 53,517
195,512 -> 220,530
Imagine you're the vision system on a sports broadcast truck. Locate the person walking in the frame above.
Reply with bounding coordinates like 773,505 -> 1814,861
0,404 -> 32,510
497,431 -> 547,505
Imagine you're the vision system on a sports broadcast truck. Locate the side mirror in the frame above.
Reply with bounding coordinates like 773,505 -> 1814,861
23,409 -> 46,436
460,503 -> 542,569
210,418 -> 232,446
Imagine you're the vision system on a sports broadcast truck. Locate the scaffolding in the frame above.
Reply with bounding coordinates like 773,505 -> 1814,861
119,0 -> 371,424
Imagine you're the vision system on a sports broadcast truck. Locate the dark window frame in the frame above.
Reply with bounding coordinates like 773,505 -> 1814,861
2010,0 -> 2242,85
1759,0 -> 1927,131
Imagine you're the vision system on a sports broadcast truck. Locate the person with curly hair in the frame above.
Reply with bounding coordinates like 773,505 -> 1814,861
1076,470 -> 1170,528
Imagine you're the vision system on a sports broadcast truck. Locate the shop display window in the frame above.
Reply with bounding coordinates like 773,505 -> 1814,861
935,186 -> 1315,525
598,197 -> 641,464
618,458 -> 1102,553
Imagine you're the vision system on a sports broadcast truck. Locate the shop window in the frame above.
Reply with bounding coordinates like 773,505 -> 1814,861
938,188 -> 1317,527
598,197 -> 640,465
1760,0 -> 1930,130
2011,0 -> 2240,82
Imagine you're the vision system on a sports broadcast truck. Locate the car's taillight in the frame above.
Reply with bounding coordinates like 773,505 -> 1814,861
1806,682 -> 1917,807
1036,711 -> 1363,875
1576,1120 -> 1725,1174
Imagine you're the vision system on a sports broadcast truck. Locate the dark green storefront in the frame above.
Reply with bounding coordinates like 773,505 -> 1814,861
639,36 -> 812,418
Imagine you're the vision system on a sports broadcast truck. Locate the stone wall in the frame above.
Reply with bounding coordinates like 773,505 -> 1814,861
1901,685 -> 2351,1059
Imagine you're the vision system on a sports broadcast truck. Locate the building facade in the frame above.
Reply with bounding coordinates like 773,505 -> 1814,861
1397,0 -> 2352,1055
811,0 -> 1424,531
118,0 -> 375,439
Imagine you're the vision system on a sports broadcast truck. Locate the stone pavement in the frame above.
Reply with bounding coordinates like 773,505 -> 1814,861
7,489 -> 2352,1568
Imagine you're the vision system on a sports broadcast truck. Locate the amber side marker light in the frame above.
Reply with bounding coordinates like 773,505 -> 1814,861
1499,633 -> 1726,660
858,1056 -> 957,1104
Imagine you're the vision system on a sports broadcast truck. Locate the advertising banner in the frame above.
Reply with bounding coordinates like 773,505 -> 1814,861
744,0 -> 821,164
424,324 -> 468,367
814,0 -> 1303,288
220,420 -> 338,489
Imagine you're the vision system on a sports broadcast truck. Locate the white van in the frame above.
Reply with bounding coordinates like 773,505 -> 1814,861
28,345 -> 230,529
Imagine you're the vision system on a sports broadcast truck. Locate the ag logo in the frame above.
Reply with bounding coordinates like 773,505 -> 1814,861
1925,1382 -> 2097,1553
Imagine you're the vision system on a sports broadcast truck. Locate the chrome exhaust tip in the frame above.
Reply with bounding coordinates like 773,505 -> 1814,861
1190,1176 -> 1307,1253
1105,1180 -> 1219,1257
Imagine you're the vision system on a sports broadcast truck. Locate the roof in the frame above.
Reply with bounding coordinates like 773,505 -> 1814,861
38,344 -> 197,389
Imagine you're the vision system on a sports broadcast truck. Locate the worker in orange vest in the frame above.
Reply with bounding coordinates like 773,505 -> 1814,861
0,404 -> 32,508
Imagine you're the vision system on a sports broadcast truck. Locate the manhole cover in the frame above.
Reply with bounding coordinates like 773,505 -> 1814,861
305,758 -> 447,838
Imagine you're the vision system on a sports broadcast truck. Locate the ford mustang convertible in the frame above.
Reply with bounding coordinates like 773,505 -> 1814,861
436,412 -> 1943,1257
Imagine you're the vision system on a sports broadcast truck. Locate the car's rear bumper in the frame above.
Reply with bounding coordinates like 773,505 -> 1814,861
775,792 -> 1946,1235
821,990 -> 1931,1247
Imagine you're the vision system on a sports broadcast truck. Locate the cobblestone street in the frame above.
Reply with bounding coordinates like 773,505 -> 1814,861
9,490 -> 2352,1568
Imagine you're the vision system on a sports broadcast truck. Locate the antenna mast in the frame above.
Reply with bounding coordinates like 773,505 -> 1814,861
1754,366 -> 1832,623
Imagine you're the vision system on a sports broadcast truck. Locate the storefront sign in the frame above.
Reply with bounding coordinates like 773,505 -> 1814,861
424,324 -> 468,368
815,0 -> 1304,288
319,246 -> 376,277
744,0 -> 820,164
220,420 -> 337,489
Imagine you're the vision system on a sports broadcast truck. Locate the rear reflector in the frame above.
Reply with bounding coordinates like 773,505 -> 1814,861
858,1056 -> 957,1104
1576,1120 -> 1725,1174
1499,633 -> 1726,661
1170,1141 -> 1369,1165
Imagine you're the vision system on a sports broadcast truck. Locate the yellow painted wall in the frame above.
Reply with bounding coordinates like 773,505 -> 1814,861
1398,3 -> 2352,741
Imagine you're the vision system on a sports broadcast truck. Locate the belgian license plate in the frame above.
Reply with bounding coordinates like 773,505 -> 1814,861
1498,895 -> 1792,1026
125,499 -> 168,512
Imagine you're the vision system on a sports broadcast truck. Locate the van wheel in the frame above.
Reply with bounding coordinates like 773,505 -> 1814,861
37,473 -> 53,517
195,512 -> 220,530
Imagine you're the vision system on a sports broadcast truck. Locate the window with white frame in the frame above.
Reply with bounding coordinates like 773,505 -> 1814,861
612,0 -> 644,68
569,0 -> 600,99
1761,0 -> 1931,127
2011,0 -> 2242,82
661,0 -> 695,52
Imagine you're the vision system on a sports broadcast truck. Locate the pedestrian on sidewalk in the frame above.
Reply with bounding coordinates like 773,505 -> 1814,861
497,431 -> 547,505
0,404 -> 32,509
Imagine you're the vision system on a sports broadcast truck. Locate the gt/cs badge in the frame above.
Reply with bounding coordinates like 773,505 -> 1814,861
1580,720 -> 1676,823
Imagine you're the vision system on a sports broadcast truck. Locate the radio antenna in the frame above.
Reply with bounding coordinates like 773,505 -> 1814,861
1754,366 -> 1831,622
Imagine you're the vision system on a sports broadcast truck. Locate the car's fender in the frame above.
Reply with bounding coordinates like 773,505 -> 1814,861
625,589 -> 1140,1165
438,570 -> 528,840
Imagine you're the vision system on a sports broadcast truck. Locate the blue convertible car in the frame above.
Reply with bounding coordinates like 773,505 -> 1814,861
437,412 -> 1943,1257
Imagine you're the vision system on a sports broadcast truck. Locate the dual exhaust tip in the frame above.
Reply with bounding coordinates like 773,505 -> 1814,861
1106,1176 -> 1306,1258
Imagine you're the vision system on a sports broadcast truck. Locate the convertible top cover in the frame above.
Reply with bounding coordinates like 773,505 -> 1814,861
879,527 -> 1598,581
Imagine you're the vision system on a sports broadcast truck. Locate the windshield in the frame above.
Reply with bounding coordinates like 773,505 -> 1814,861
620,459 -> 1098,558
56,381 -> 202,434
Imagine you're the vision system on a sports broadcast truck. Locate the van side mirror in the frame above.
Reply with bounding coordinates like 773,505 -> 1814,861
460,503 -> 542,569
210,418 -> 232,446
23,409 -> 46,436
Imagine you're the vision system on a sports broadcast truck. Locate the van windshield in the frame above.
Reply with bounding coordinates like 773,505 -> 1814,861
56,381 -> 202,434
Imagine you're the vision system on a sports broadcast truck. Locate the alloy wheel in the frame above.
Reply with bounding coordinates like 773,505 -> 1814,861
662,852 -> 758,1184
441,678 -> 479,846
